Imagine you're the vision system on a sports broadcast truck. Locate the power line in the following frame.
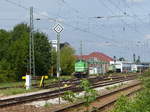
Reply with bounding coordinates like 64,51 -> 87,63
97,0 -> 144,36
2,0 -> 145,44
3,0 -> 28,10
108,0 -> 145,25
0,18 -> 26,21
56,1 -> 122,43
3,0 -> 59,22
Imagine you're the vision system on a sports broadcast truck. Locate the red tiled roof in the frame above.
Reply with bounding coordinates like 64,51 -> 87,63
76,52 -> 113,62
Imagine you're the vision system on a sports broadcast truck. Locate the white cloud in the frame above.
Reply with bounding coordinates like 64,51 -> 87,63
145,34 -> 150,40
127,0 -> 144,3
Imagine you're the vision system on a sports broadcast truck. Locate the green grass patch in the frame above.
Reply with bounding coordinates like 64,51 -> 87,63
0,88 -> 40,96
110,73 -> 150,112
106,83 -> 124,90
0,81 -> 24,88
0,75 -> 74,88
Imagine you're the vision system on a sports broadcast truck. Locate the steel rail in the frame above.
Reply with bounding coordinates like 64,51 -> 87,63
0,75 -> 137,108
0,74 -> 136,90
54,82 -> 141,112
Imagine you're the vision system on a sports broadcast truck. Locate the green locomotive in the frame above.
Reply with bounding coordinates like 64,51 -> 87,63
108,64 -> 116,73
74,60 -> 89,78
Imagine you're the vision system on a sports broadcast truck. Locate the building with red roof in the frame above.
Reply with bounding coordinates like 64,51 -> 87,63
76,52 -> 113,74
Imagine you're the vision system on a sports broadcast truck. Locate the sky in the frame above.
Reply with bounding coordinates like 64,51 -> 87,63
0,0 -> 150,62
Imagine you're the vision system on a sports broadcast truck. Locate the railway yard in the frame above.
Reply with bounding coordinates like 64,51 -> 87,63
1,1 -> 150,111
0,73 -> 145,112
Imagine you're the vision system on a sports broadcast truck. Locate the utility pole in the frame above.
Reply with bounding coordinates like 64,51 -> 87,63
57,33 -> 60,78
53,24 -> 63,78
28,7 -> 35,89
133,53 -> 136,63
32,8 -> 35,78
53,24 -> 63,104
80,40 -> 83,60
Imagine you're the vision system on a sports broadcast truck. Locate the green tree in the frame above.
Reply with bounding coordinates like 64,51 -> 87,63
0,23 -> 52,81
119,57 -> 125,61
34,32 -> 51,76
60,46 -> 76,75
0,29 -> 11,60
49,50 -> 57,76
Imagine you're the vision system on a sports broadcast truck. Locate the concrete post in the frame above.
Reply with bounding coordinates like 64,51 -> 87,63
25,75 -> 31,90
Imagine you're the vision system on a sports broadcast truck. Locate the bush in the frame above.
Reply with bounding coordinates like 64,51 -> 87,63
110,76 -> 150,112
0,70 -> 17,82
143,68 -> 150,77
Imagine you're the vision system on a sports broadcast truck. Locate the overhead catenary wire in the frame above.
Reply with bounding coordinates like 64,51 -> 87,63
95,0 -> 147,58
97,0 -> 144,36
107,0 -> 147,60
0,1 -> 141,57
3,0 -> 28,10
2,0 -> 149,57
3,0 -> 121,43
2,0 -> 59,23
108,0 -> 145,25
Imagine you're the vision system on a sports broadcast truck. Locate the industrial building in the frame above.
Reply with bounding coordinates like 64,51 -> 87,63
110,61 -> 150,73
76,52 -> 113,74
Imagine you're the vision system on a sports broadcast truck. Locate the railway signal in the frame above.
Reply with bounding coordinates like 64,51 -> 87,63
53,24 -> 63,78
53,23 -> 64,104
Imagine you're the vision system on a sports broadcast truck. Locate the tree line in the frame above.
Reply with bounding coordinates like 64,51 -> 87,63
0,23 -> 76,82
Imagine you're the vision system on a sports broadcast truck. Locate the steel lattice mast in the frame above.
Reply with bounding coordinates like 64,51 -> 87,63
29,6 -> 35,77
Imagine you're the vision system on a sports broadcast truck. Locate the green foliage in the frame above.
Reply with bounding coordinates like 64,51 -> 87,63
62,91 -> 77,103
0,88 -> 39,96
142,77 -> 150,89
110,77 -> 150,112
34,32 -> 51,76
60,46 -> 76,75
50,50 -> 57,75
0,23 -> 52,82
111,95 -> 130,112
119,57 -> 125,61
80,79 -> 98,111
62,79 -> 98,112
0,29 -> 11,60
143,68 -> 150,77
80,79 -> 91,92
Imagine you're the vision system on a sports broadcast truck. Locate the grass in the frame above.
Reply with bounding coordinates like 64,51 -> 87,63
0,81 -> 25,88
0,75 -> 74,87
0,75 -> 74,96
0,88 -> 40,96
44,101 -> 53,107
106,83 -> 124,90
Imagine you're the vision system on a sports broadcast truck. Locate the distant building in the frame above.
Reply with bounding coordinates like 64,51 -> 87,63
60,42 -> 70,49
50,40 -> 70,51
110,61 -> 132,72
110,61 -> 150,73
76,52 -> 113,74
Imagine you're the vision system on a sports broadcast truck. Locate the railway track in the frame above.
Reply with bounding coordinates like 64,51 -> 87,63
41,74 -> 137,89
54,81 -> 141,112
0,75 -> 137,108
0,74 -> 135,90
